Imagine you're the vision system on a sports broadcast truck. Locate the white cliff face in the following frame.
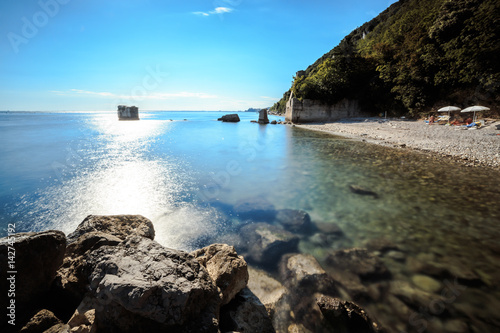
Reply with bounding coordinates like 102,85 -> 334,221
285,97 -> 367,123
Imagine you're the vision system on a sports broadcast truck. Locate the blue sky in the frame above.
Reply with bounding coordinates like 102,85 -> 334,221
0,0 -> 397,111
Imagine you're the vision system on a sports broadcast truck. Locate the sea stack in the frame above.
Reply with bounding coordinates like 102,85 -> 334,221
258,109 -> 269,124
117,105 -> 139,120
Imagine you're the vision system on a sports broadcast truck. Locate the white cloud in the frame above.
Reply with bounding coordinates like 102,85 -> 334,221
193,7 -> 233,17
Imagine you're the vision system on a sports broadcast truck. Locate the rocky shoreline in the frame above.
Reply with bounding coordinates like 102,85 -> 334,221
1,215 -> 382,333
294,118 -> 500,168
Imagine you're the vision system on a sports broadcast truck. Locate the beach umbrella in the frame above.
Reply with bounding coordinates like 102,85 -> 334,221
438,106 -> 461,118
461,106 -> 490,122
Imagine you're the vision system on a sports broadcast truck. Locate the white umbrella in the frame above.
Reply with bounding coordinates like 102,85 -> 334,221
461,106 -> 490,122
438,106 -> 461,118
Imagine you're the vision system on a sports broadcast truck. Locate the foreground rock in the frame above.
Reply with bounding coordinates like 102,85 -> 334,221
220,288 -> 275,333
67,214 -> 155,243
19,309 -> 62,333
317,295 -> 382,332
0,231 -> 66,329
240,223 -> 299,266
54,232 -> 122,306
218,114 -> 240,122
87,236 -> 220,332
191,243 -> 249,305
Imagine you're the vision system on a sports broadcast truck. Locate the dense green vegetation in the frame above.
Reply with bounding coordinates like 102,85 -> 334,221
271,0 -> 499,118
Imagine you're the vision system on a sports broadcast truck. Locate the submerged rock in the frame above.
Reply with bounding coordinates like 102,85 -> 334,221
87,236 -> 220,332
191,243 -> 249,305
67,214 -> 155,243
234,197 -> 277,222
326,248 -> 391,281
349,185 -> 379,198
218,114 -> 240,122
275,209 -> 312,234
240,223 -> 299,266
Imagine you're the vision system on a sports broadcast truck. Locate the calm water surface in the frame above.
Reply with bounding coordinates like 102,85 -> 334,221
1,111 -> 499,332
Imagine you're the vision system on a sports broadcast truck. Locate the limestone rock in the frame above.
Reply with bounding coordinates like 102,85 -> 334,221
390,280 -> 437,310
67,215 -> 154,243
240,223 -> 299,266
20,309 -> 62,333
220,288 -> 275,333
275,209 -> 312,234
316,295 -> 381,333
258,109 -> 270,124
314,222 -> 344,236
54,232 -> 122,305
247,267 -> 287,316
87,236 -> 220,332
67,296 -> 97,333
326,248 -> 391,280
218,114 -> 240,122
279,254 -> 336,295
44,324 -> 71,333
0,231 -> 66,328
191,243 -> 249,305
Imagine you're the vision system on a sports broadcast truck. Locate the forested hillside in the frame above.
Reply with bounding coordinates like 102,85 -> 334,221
271,0 -> 499,117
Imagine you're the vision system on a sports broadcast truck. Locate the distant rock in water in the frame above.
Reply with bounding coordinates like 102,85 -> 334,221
258,109 -> 270,124
218,114 -> 240,122
117,105 -> 139,120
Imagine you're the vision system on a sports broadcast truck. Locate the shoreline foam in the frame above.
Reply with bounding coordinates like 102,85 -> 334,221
294,118 -> 500,168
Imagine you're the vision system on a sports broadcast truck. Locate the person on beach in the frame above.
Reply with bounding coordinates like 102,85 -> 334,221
466,117 -> 473,125
428,115 -> 435,124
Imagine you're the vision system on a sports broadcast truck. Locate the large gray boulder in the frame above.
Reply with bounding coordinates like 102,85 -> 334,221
54,232 -> 122,304
0,231 -> 66,329
87,236 -> 220,332
240,223 -> 299,266
67,215 -> 155,243
191,244 -> 249,305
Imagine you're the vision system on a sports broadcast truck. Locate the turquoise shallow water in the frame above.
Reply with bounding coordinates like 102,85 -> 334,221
1,111 -> 499,332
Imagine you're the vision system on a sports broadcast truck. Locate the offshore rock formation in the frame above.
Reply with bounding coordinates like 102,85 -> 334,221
217,114 -> 240,122
258,109 -> 270,124
117,105 -> 139,120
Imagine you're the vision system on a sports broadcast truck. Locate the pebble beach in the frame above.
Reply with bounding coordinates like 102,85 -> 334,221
297,118 -> 500,168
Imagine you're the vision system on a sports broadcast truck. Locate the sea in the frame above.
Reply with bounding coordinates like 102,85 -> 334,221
1,110 -> 499,332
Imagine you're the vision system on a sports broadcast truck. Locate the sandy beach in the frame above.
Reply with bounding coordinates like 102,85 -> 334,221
295,118 -> 500,168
